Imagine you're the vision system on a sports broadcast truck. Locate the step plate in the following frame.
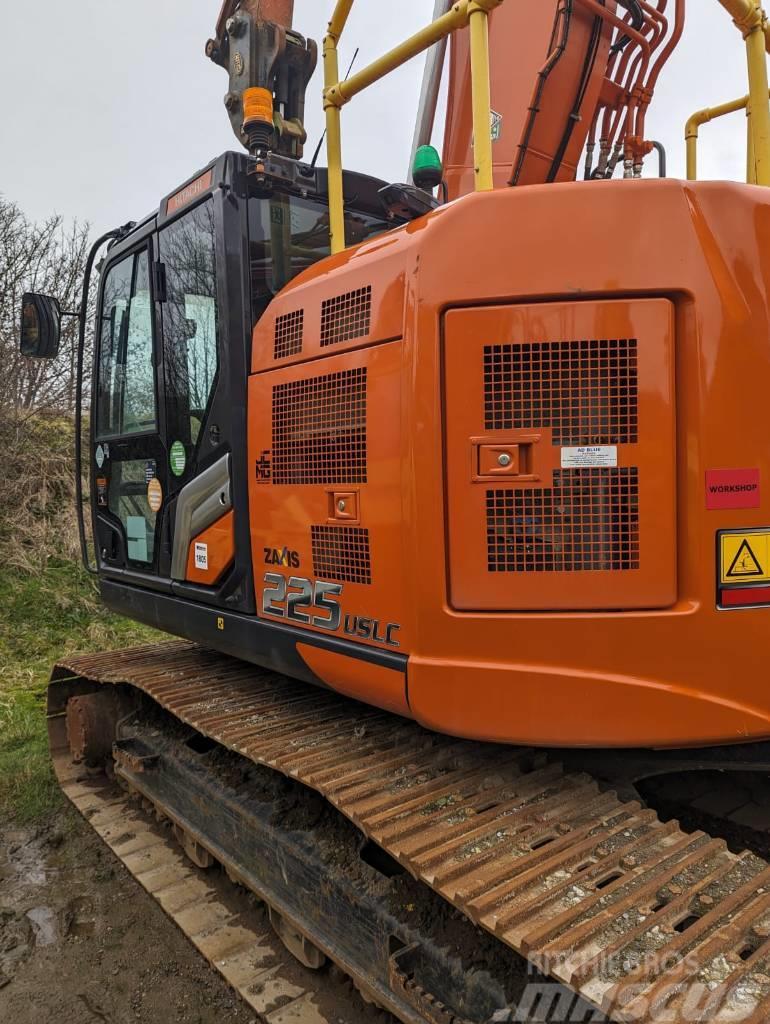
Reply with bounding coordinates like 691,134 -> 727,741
50,642 -> 770,1023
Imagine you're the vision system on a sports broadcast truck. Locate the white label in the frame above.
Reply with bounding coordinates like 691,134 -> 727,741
561,445 -> 618,469
95,445 -> 105,469
195,543 -> 209,571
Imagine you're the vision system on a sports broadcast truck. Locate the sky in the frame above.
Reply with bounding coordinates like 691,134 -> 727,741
0,1 -> 756,232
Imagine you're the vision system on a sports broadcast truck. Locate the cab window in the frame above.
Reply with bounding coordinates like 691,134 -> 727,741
159,200 -> 219,448
108,459 -> 158,565
248,193 -> 390,321
96,249 -> 155,438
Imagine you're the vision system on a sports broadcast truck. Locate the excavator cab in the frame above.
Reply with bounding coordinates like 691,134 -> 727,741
23,152 -> 399,628
94,153 -> 396,617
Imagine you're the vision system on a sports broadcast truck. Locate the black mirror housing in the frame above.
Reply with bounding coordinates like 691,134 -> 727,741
20,292 -> 62,359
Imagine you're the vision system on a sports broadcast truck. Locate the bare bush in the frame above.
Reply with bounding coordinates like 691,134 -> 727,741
0,196 -> 91,571
0,196 -> 90,417
0,414 -> 81,571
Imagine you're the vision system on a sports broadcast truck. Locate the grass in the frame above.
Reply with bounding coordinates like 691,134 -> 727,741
0,559 -> 158,823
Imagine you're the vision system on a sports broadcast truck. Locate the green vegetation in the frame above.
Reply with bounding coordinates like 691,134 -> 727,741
0,553 -> 157,823
0,205 -> 154,823
0,413 -> 156,821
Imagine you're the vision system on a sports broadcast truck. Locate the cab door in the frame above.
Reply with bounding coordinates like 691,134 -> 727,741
155,198 -> 232,594
93,242 -> 169,587
94,194 -> 240,602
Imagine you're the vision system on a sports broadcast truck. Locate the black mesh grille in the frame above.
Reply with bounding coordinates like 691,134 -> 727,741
483,339 -> 638,445
486,468 -> 640,573
320,286 -> 372,347
312,525 -> 372,584
272,369 -> 367,485
274,309 -> 304,360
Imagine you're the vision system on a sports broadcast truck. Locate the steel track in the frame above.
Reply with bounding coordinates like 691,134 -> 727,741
50,760 -> 367,1023
49,641 -> 770,1023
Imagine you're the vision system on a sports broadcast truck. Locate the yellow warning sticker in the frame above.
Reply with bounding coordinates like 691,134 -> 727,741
720,531 -> 770,585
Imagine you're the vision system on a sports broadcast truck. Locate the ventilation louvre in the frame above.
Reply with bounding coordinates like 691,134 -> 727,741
486,468 -> 640,573
274,309 -> 304,360
312,525 -> 372,584
321,286 -> 372,347
484,339 -> 638,445
272,368 -> 367,485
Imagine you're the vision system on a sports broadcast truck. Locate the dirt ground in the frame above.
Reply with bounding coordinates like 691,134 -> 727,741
0,806 -> 386,1024
0,807 -> 263,1024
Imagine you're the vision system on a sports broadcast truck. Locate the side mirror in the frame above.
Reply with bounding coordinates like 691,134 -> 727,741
20,293 -> 62,359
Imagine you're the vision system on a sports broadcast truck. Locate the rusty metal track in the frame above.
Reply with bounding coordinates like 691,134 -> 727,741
52,759 -> 346,1022
50,642 -> 770,1023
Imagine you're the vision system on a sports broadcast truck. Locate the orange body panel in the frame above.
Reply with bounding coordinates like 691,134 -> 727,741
185,510 -> 235,586
247,338 -> 408,648
442,2 -> 616,198
248,178 -> 770,749
297,645 -> 409,717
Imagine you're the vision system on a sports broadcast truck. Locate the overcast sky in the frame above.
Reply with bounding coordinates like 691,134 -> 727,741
0,1 -> 755,232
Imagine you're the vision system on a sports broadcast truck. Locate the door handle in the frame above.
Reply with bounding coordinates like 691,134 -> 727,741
471,436 -> 543,482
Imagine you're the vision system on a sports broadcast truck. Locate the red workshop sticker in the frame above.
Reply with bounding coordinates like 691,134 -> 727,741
706,468 -> 760,510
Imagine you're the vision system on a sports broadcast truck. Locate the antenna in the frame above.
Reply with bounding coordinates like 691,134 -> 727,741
310,47 -> 360,169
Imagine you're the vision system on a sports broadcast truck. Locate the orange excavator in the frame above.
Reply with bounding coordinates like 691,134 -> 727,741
21,1 -> 770,1020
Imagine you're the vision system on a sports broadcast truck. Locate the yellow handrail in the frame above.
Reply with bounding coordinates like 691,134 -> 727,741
323,1 -> 354,255
469,2 -> 495,191
714,0 -> 770,185
323,0 -> 503,253
686,95 -> 752,182
327,0 -> 354,41
718,0 -> 770,49
686,88 -> 770,184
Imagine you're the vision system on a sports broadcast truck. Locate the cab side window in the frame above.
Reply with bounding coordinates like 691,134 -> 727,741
247,192 -> 390,325
159,200 -> 219,449
96,250 -> 155,438
95,247 -> 158,565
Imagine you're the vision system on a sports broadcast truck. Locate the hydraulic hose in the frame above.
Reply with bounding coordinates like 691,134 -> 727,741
617,0 -> 645,27
510,0 -> 573,185
651,139 -> 667,176
548,2 -> 605,181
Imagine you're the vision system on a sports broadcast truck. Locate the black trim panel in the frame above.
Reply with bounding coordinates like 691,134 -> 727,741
100,580 -> 408,686
101,566 -> 173,594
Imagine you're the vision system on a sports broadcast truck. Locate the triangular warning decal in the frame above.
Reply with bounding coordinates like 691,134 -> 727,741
726,539 -> 764,578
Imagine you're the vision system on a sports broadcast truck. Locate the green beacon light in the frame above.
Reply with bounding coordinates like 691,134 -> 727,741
412,145 -> 444,192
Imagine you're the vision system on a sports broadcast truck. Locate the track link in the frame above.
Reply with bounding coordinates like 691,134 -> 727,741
53,760 -> 370,1023
49,642 -> 770,1023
